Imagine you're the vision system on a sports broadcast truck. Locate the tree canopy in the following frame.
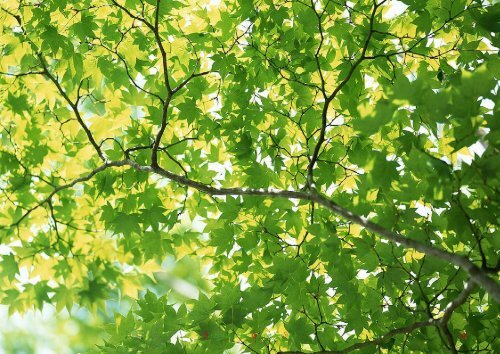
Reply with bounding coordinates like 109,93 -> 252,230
0,0 -> 499,352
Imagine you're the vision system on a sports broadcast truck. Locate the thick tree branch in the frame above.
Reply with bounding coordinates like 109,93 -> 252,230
439,279 -> 477,325
151,95 -> 172,167
436,280 -> 477,354
148,165 -> 499,300
4,154 -> 499,301
153,0 -> 172,93
0,70 -> 45,77
309,190 -> 499,301
7,158 -> 498,301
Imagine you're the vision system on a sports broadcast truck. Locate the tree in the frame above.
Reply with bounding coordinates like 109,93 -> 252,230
0,0 -> 498,352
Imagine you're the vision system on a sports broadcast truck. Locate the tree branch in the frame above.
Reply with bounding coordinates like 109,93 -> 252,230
6,161 -> 498,302
151,95 -> 172,167
0,70 -> 45,77
439,279 -> 477,325
172,70 -> 211,94
2,160 -> 128,230
37,54 -> 106,161
153,0 -> 172,93
278,320 -> 434,354
277,279 -> 477,354
129,160 -> 500,302
307,1 -> 385,186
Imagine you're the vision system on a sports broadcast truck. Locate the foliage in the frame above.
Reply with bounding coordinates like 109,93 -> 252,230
0,0 -> 499,353
0,305 -> 104,354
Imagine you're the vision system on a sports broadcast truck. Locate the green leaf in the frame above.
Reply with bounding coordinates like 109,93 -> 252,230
0,2 -> 497,353
0,255 -> 19,281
